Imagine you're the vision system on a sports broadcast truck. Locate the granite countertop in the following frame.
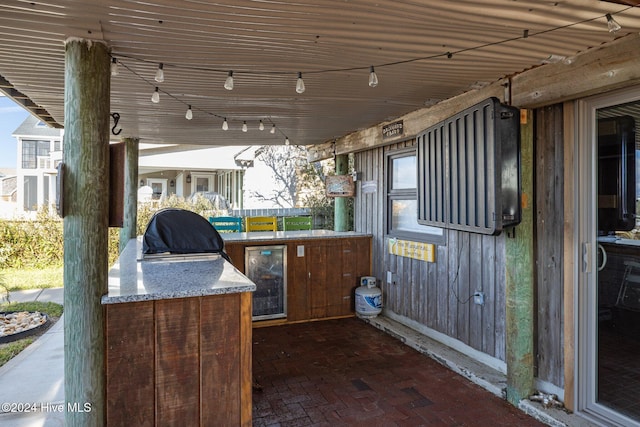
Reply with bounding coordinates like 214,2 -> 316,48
102,238 -> 256,304
222,229 -> 371,243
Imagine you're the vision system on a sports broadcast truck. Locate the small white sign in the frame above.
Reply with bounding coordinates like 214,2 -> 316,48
361,180 -> 377,194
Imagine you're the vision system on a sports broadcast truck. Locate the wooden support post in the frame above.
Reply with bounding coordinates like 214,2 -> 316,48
119,137 -> 139,252
505,109 -> 535,405
334,154 -> 349,232
562,102 -> 576,411
63,38 -> 110,426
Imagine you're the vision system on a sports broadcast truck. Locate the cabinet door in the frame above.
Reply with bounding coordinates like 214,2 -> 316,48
307,242 -> 328,319
326,238 -> 372,317
288,243 -> 310,321
309,240 -> 343,319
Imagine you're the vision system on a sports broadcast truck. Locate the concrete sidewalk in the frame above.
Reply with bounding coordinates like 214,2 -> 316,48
0,288 -> 64,427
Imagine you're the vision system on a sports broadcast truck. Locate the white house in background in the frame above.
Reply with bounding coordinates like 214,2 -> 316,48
137,144 -> 249,209
0,168 -> 17,219
0,168 -> 16,202
10,115 -> 255,216
12,115 -> 63,215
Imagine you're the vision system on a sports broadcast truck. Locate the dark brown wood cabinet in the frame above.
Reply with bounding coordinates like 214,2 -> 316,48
225,235 -> 372,324
105,293 -> 253,426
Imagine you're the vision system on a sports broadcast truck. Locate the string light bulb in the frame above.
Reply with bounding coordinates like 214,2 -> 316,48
368,66 -> 378,88
259,120 -> 264,131
222,118 -> 229,130
224,70 -> 234,90
110,58 -> 119,76
118,11 -> 624,137
185,105 -> 193,120
296,72 -> 305,94
606,13 -> 621,32
242,121 -> 248,132
155,63 -> 164,83
285,137 -> 290,145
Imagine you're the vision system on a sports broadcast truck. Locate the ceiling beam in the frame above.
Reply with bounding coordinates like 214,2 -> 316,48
334,33 -> 640,155
0,74 -> 62,129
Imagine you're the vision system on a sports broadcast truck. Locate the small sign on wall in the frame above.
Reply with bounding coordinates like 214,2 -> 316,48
361,180 -> 377,194
388,238 -> 435,262
382,120 -> 404,140
325,175 -> 355,197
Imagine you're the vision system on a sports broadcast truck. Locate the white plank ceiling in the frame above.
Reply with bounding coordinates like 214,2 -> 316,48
1,0 -> 640,147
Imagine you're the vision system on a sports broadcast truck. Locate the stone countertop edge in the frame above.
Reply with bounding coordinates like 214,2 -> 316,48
102,238 -> 256,305
221,229 -> 372,243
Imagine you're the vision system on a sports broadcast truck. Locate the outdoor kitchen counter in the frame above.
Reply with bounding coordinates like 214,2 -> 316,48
221,229 -> 370,243
222,230 -> 373,323
102,237 -> 256,304
102,237 -> 254,426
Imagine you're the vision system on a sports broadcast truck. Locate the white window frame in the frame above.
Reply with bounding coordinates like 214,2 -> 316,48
385,148 -> 445,244
190,173 -> 214,194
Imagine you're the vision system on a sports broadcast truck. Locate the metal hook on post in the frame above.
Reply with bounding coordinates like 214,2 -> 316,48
111,112 -> 122,136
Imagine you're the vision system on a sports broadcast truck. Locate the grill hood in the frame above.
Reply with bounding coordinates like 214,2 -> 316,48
142,208 -> 230,262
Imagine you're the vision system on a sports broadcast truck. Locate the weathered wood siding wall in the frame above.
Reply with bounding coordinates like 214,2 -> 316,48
354,140 -> 507,362
353,105 -> 566,388
534,104 -> 565,388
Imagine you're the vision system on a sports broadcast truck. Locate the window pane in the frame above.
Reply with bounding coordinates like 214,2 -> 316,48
391,156 -> 416,189
196,177 -> 209,192
37,141 -> 50,157
22,141 -> 36,169
391,199 -> 443,235
23,176 -> 37,211
150,182 -> 163,200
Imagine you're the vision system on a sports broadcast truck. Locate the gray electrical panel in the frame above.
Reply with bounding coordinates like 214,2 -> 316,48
417,97 -> 521,235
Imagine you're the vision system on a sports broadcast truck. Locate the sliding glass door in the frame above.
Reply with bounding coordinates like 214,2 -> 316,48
578,87 -> 640,426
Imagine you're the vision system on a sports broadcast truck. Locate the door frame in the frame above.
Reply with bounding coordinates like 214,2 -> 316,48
576,85 -> 640,427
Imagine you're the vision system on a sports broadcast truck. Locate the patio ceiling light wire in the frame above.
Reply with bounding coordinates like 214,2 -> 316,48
111,7 -> 634,80
115,59 -> 291,144
111,6 -> 634,147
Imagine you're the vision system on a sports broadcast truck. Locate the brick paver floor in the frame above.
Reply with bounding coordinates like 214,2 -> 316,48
252,317 -> 544,426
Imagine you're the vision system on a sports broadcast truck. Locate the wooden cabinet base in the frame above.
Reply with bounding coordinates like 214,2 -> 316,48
226,235 -> 372,325
105,293 -> 252,426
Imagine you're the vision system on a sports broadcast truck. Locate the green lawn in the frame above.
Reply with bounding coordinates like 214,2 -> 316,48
2,266 -> 63,291
0,339 -> 35,367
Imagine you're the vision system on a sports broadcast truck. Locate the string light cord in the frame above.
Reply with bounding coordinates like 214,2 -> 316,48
110,6 -> 635,144
112,7 -> 634,77
115,59 -> 289,140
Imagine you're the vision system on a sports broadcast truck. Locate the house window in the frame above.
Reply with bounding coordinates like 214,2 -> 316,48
22,140 -> 50,169
23,176 -> 37,211
195,176 -> 209,192
386,149 -> 444,244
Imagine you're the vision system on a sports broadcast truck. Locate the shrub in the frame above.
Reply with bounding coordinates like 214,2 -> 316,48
0,209 -> 63,269
1,197 -> 225,270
